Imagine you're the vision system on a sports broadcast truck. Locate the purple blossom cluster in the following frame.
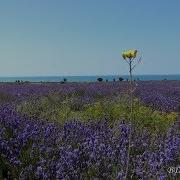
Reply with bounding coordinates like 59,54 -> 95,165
1,81 -> 180,112
135,81 -> 180,112
0,105 -> 179,179
0,83 -> 123,97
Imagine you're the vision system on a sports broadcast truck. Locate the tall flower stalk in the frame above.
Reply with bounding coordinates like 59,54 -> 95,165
122,49 -> 141,179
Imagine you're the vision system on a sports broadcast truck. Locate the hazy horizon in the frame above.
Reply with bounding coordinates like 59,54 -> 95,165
1,74 -> 180,78
0,0 -> 180,76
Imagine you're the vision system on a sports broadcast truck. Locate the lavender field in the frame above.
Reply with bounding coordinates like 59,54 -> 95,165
0,81 -> 180,179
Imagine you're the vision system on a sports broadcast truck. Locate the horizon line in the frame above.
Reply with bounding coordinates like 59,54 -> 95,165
0,74 -> 180,78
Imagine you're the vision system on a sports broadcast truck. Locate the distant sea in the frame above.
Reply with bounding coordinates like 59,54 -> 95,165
0,75 -> 180,82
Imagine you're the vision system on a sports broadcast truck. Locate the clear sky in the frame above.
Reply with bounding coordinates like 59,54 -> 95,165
0,0 -> 180,76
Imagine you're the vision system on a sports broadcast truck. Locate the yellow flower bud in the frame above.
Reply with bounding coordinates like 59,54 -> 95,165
122,49 -> 137,60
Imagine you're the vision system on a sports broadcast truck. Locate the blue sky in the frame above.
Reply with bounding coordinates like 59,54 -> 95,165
0,0 -> 180,76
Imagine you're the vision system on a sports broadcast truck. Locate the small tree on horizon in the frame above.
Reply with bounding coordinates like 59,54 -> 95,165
119,77 -> 124,81
63,78 -> 67,83
97,77 -> 103,82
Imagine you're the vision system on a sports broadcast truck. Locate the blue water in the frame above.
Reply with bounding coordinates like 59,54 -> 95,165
0,75 -> 180,82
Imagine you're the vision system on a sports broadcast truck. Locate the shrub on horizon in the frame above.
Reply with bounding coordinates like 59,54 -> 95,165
119,77 -> 124,81
97,77 -> 103,82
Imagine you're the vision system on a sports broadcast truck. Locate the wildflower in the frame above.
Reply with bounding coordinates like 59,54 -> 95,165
122,49 -> 137,60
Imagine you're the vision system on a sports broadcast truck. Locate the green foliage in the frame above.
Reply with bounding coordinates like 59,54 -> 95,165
17,94 -> 71,124
17,93 -> 177,134
0,155 -> 11,179
133,105 -> 177,133
0,92 -> 16,104
84,102 -> 105,120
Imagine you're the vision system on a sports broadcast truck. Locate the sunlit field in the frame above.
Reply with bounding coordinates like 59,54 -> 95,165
0,81 -> 179,179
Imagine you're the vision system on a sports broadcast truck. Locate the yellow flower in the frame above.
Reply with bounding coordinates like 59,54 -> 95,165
122,49 -> 137,60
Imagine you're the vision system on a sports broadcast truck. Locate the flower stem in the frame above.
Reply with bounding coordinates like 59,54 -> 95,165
124,59 -> 134,179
